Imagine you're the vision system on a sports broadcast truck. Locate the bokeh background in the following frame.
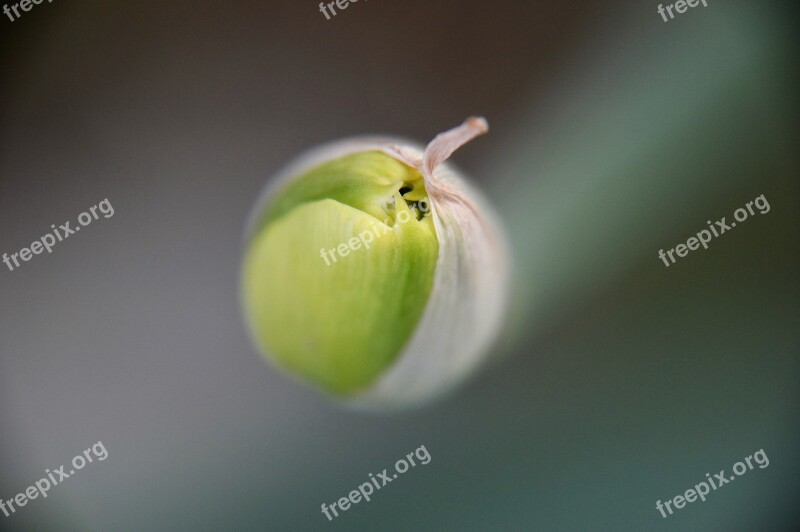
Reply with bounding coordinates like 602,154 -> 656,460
1,0 -> 798,530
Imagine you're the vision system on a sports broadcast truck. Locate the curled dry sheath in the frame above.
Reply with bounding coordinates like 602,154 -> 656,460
242,117 -> 511,410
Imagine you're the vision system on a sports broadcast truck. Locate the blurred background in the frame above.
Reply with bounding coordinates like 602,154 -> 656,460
1,0 -> 798,530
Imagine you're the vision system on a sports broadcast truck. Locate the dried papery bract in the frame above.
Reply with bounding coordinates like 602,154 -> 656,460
241,117 -> 511,410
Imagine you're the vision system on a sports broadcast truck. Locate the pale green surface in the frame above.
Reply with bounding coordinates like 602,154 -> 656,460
242,152 -> 439,394
254,151 -> 428,232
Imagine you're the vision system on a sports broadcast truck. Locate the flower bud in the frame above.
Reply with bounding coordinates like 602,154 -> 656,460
241,117 -> 510,409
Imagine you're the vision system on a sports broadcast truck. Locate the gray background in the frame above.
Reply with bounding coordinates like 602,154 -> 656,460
1,0 -> 798,530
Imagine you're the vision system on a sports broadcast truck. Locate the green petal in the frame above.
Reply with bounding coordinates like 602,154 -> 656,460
254,151 -> 424,231
242,151 -> 439,395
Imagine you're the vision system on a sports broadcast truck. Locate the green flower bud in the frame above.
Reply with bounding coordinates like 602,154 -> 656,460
241,118 -> 510,409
